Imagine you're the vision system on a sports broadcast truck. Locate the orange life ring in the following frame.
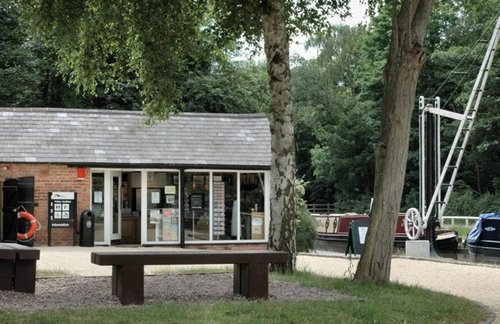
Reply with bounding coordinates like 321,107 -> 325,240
17,211 -> 37,241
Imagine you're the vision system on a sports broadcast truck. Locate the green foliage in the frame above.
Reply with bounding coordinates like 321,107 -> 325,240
445,184 -> 480,216
0,0 -> 143,109
310,100 -> 377,211
295,211 -> 316,252
210,0 -> 351,47
181,61 -> 270,114
294,179 -> 316,252
19,0 -> 209,117
293,24 -> 378,210
0,1 -> 43,106
4,0 -> 271,113
18,0 -> 355,119
446,181 -> 500,216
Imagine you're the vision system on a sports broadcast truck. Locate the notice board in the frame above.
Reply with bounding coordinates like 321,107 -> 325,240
345,219 -> 369,255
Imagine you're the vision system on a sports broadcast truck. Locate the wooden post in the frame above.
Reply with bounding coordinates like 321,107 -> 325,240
113,265 -> 144,305
234,263 -> 269,299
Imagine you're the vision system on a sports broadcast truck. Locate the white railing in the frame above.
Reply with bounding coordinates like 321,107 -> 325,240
441,216 -> 478,227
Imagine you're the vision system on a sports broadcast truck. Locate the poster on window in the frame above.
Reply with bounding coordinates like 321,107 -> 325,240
162,208 -> 179,241
151,191 -> 160,204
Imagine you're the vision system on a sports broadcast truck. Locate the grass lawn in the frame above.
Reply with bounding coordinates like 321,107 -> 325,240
0,271 -> 488,324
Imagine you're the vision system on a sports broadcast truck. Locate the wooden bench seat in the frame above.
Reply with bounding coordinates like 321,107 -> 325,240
0,243 -> 40,293
91,250 -> 288,305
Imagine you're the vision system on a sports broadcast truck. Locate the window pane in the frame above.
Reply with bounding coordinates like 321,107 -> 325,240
212,173 -> 237,240
240,173 -> 265,240
146,171 -> 179,242
92,173 -> 104,242
112,176 -> 120,235
184,172 -> 210,241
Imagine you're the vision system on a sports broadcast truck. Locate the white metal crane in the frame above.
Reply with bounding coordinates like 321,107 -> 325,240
405,15 -> 500,240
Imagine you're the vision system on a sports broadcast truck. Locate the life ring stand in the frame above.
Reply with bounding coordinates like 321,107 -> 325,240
17,211 -> 39,241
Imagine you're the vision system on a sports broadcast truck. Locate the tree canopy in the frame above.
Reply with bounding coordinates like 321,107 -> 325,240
18,0 -> 350,118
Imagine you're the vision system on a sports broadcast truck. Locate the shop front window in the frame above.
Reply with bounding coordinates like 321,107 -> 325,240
92,173 -> 104,242
212,173 -> 237,240
146,171 -> 179,242
184,172 -> 210,241
240,173 -> 265,240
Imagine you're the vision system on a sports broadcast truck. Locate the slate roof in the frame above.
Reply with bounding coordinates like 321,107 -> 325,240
0,107 -> 271,168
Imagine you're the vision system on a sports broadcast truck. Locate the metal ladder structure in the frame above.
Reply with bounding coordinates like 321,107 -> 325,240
405,16 -> 500,240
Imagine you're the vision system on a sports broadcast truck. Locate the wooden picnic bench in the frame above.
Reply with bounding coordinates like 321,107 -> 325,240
0,243 -> 40,293
91,250 -> 288,305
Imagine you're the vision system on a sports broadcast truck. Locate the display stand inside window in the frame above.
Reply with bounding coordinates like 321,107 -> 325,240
213,179 -> 225,239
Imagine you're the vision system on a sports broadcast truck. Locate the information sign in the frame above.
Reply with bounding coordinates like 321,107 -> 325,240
345,220 -> 369,255
48,192 -> 77,245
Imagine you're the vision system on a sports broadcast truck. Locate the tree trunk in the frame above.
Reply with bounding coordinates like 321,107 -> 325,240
261,0 -> 296,272
354,0 -> 435,283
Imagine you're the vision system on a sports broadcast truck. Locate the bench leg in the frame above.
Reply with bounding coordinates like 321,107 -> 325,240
0,260 -> 14,290
234,263 -> 269,299
14,259 -> 37,293
112,265 -> 144,305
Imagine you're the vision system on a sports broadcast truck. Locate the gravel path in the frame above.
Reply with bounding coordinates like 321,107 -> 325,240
0,273 -> 348,310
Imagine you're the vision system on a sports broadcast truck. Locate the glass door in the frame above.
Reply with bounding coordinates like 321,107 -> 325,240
110,171 -> 122,242
92,173 -> 105,243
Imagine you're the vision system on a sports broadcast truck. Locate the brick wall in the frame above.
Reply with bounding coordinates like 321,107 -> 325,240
0,163 -> 90,246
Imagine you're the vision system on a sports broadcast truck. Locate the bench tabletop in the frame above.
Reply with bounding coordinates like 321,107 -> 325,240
0,246 -> 16,260
91,250 -> 288,266
0,243 -> 40,260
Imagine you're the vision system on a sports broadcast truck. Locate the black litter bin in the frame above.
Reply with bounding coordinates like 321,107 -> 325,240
80,210 -> 95,247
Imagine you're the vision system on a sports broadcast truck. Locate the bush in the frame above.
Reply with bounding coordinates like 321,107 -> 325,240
446,181 -> 500,215
295,179 -> 317,252
446,186 -> 478,215
296,207 -> 317,252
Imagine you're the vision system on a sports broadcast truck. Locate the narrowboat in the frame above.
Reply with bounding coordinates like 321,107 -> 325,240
313,213 -> 458,252
467,213 -> 500,257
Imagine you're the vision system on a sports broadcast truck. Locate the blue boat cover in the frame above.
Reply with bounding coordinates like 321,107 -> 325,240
467,213 -> 500,245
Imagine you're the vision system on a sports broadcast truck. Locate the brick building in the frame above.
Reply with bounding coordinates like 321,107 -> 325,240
0,108 -> 270,248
